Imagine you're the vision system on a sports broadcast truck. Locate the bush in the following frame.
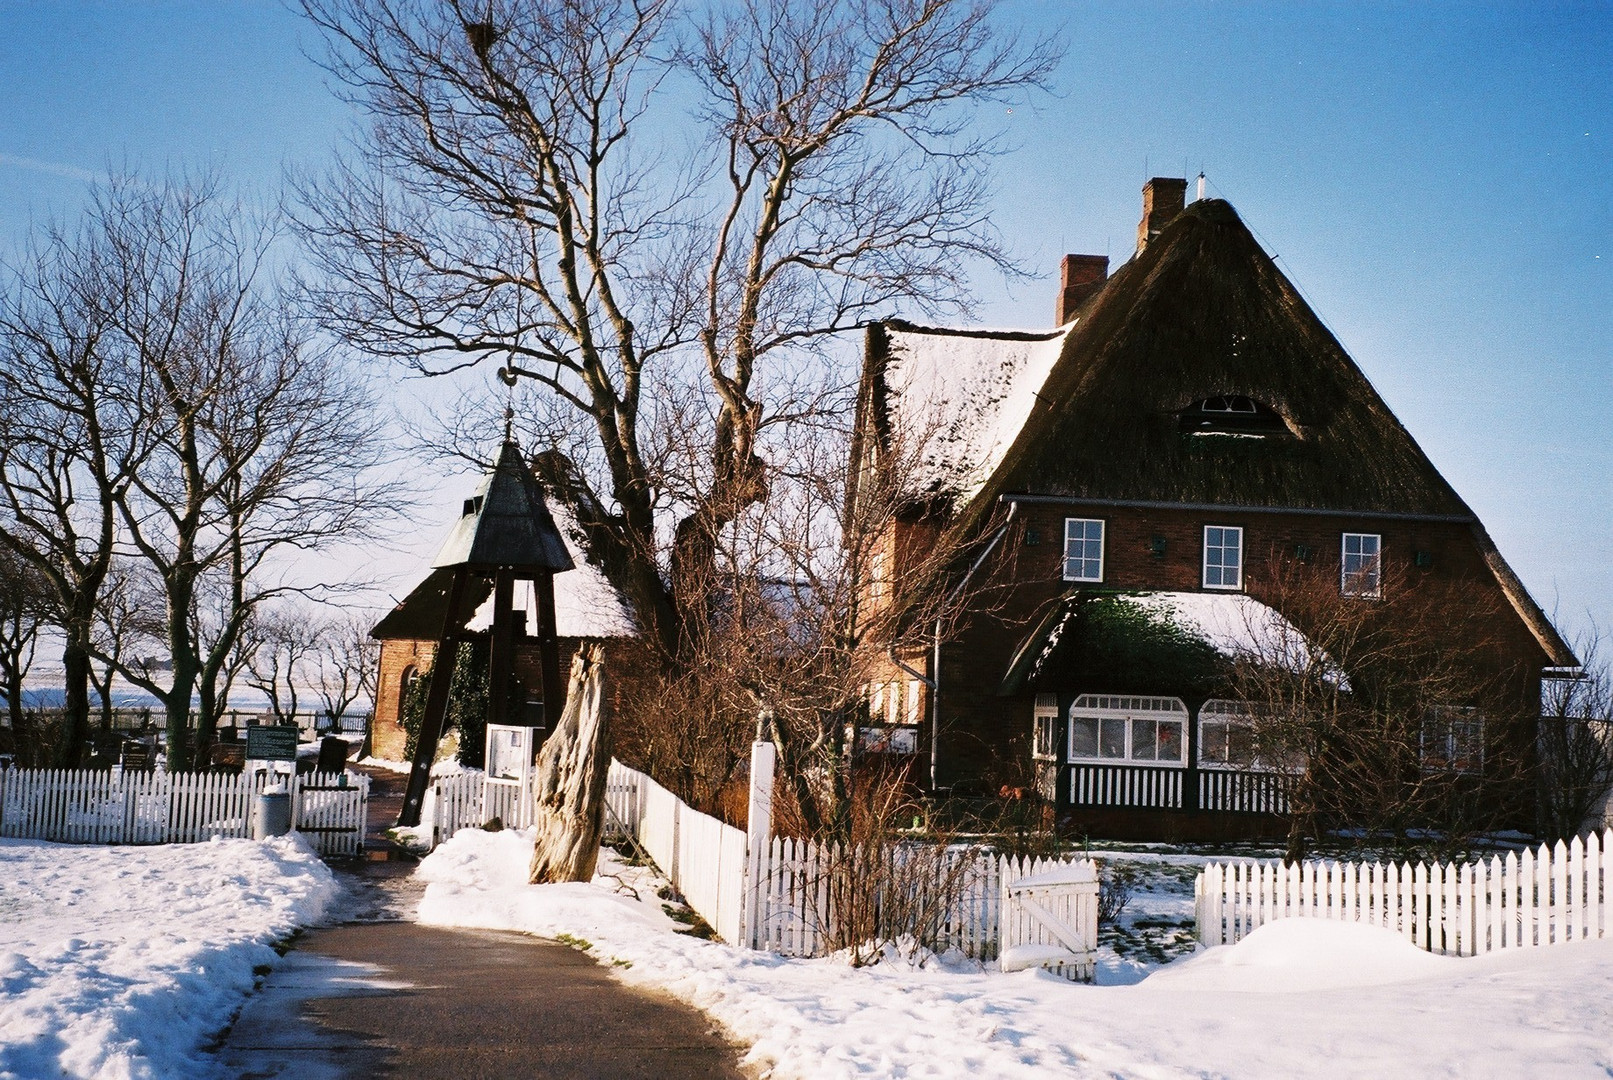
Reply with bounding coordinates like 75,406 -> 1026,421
1097,862 -> 1137,925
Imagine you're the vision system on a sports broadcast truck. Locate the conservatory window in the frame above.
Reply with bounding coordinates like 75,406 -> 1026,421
1063,518 -> 1105,582
1198,700 -> 1257,768
1203,526 -> 1243,590
1067,695 -> 1188,765
1341,533 -> 1382,598
1199,700 -> 1306,772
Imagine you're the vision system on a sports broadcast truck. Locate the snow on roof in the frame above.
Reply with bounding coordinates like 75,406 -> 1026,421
464,505 -> 635,639
1132,591 -> 1322,672
883,324 -> 1072,501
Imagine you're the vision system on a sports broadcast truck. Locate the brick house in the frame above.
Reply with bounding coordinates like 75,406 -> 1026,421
848,179 -> 1575,838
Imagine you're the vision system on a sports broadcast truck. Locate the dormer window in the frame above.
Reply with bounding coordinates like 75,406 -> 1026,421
1179,395 -> 1289,438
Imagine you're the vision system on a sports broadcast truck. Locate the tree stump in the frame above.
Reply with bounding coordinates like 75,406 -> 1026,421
529,644 -> 611,884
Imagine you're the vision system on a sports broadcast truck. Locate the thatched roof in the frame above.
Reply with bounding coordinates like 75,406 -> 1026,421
857,197 -> 1574,667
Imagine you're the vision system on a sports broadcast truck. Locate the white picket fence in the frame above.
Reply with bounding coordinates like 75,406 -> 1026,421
427,754 -> 1097,960
1196,829 -> 1609,956
0,767 -> 368,857
746,837 -> 1093,961
604,761 -> 749,945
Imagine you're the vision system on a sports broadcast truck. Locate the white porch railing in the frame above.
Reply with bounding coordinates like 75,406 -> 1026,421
0,767 -> 368,857
1196,830 -> 1610,956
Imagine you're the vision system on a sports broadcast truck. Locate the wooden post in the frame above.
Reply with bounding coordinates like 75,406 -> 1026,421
398,568 -> 469,828
488,568 -> 516,729
534,571 -> 564,729
744,736 -> 776,949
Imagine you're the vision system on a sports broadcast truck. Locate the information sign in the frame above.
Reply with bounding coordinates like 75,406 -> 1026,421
245,724 -> 299,762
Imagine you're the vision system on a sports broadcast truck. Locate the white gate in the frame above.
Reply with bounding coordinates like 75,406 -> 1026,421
999,862 -> 1099,981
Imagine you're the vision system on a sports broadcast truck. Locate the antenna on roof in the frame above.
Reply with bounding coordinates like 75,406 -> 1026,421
1197,172 -> 1206,201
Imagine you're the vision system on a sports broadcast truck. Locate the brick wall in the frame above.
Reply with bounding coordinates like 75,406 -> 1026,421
876,501 -> 1550,795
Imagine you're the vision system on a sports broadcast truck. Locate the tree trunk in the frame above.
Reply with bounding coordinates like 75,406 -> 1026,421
59,638 -> 93,767
529,645 -> 611,884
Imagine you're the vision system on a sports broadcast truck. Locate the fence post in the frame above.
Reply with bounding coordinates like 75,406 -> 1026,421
744,737 -> 777,950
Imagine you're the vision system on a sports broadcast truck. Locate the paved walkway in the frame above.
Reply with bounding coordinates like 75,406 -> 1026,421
216,774 -> 751,1079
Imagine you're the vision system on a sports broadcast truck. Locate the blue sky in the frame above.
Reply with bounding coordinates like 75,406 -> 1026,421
0,1 -> 1608,643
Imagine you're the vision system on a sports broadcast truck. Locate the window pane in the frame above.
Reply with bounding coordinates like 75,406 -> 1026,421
1131,719 -> 1157,761
1064,518 -> 1104,582
1200,720 -> 1228,765
1227,724 -> 1256,766
1156,721 -> 1183,761
1070,716 -> 1099,758
1099,718 -> 1127,758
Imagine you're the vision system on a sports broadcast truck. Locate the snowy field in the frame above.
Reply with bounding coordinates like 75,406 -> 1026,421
419,829 -> 1613,1079
0,836 -> 336,1080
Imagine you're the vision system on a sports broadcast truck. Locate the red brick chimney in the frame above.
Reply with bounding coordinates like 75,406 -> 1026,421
1136,177 -> 1188,253
1054,254 -> 1109,325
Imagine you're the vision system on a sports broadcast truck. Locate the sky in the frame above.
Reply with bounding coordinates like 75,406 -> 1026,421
0,1 -> 1608,647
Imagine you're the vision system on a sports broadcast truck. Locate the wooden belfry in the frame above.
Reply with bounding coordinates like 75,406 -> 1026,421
396,439 -> 574,828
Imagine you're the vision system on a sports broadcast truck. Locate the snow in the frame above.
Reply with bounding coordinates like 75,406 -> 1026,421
417,829 -> 1613,1079
1145,918 -> 1453,992
1134,589 -> 1314,662
462,504 -> 635,639
884,325 -> 1071,501
0,835 -> 337,1080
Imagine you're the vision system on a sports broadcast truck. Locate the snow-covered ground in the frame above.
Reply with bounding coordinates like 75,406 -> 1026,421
0,835 -> 337,1080
418,828 -> 1613,1079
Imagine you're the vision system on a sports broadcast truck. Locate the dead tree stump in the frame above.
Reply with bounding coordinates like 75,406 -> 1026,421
529,644 -> 611,884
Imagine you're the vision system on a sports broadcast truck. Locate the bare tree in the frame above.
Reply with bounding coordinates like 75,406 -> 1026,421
613,403 -> 1008,836
244,610 -> 321,727
310,613 -> 379,732
68,173 -> 405,769
1231,555 -> 1534,863
0,547 -> 50,731
296,0 -> 1058,687
1538,631 -> 1613,840
0,209 -> 148,764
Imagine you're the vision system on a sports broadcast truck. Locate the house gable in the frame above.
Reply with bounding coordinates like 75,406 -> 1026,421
856,196 -> 1573,668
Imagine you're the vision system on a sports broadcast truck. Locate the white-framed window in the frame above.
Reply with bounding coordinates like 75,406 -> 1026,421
905,680 -> 923,725
1197,699 -> 1305,772
1203,525 -> 1243,590
1033,693 -> 1059,760
1067,695 -> 1188,765
1421,707 -> 1484,774
1198,699 -> 1257,769
857,726 -> 918,754
1341,532 -> 1382,598
869,548 -> 888,607
1063,518 -> 1105,582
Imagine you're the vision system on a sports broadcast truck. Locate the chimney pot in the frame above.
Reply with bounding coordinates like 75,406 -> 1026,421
1137,177 -> 1188,253
1055,254 -> 1109,325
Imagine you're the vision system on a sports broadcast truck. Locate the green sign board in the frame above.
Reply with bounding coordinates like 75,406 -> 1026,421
245,725 -> 300,762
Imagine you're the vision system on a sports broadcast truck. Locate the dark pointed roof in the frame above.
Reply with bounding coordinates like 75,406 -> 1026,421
856,198 -> 1575,667
431,440 -> 575,573
989,199 -> 1468,513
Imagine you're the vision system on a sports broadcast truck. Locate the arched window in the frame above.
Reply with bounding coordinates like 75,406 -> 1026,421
1178,395 -> 1290,438
1067,695 -> 1187,765
397,665 -> 420,728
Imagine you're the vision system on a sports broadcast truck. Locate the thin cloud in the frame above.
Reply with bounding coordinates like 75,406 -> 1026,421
0,153 -> 101,183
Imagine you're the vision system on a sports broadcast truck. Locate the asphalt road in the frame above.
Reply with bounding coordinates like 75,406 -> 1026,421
215,769 -> 751,1079
217,922 -> 750,1079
